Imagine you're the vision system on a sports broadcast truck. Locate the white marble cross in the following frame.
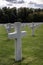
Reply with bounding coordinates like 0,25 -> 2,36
29,22 -> 35,36
31,22 -> 40,36
8,22 -> 26,61
32,22 -> 34,36
5,23 -> 11,33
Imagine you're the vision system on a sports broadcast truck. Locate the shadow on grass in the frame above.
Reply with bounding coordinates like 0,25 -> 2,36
9,56 -> 37,65
10,57 -> 26,65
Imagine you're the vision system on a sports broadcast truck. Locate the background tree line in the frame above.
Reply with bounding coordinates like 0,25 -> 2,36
0,7 -> 43,23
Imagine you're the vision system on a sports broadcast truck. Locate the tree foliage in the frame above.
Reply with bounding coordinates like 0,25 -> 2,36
0,7 -> 43,23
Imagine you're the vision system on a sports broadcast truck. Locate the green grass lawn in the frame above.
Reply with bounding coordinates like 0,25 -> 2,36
0,24 -> 43,65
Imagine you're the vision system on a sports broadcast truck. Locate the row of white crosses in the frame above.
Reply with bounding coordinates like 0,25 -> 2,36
5,22 -> 42,37
5,22 -> 42,61
8,22 -> 26,61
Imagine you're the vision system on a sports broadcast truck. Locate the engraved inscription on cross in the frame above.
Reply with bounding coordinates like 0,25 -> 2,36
8,22 -> 26,61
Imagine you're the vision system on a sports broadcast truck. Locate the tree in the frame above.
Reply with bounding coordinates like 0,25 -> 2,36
18,7 -> 30,23
10,7 -> 17,23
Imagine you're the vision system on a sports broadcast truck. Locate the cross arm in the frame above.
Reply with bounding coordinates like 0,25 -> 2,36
21,31 -> 26,37
8,31 -> 17,39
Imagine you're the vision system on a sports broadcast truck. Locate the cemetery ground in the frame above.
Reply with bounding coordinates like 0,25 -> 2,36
0,24 -> 43,65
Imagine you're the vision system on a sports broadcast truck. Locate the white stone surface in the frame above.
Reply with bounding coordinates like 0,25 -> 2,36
8,22 -> 26,61
5,23 -> 11,33
32,22 -> 34,36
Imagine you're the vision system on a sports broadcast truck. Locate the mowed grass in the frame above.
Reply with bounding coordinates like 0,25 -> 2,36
0,24 -> 43,65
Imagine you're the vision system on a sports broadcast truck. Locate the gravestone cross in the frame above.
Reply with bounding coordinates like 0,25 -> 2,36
8,22 -> 26,61
32,22 -> 34,36
6,23 -> 11,33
